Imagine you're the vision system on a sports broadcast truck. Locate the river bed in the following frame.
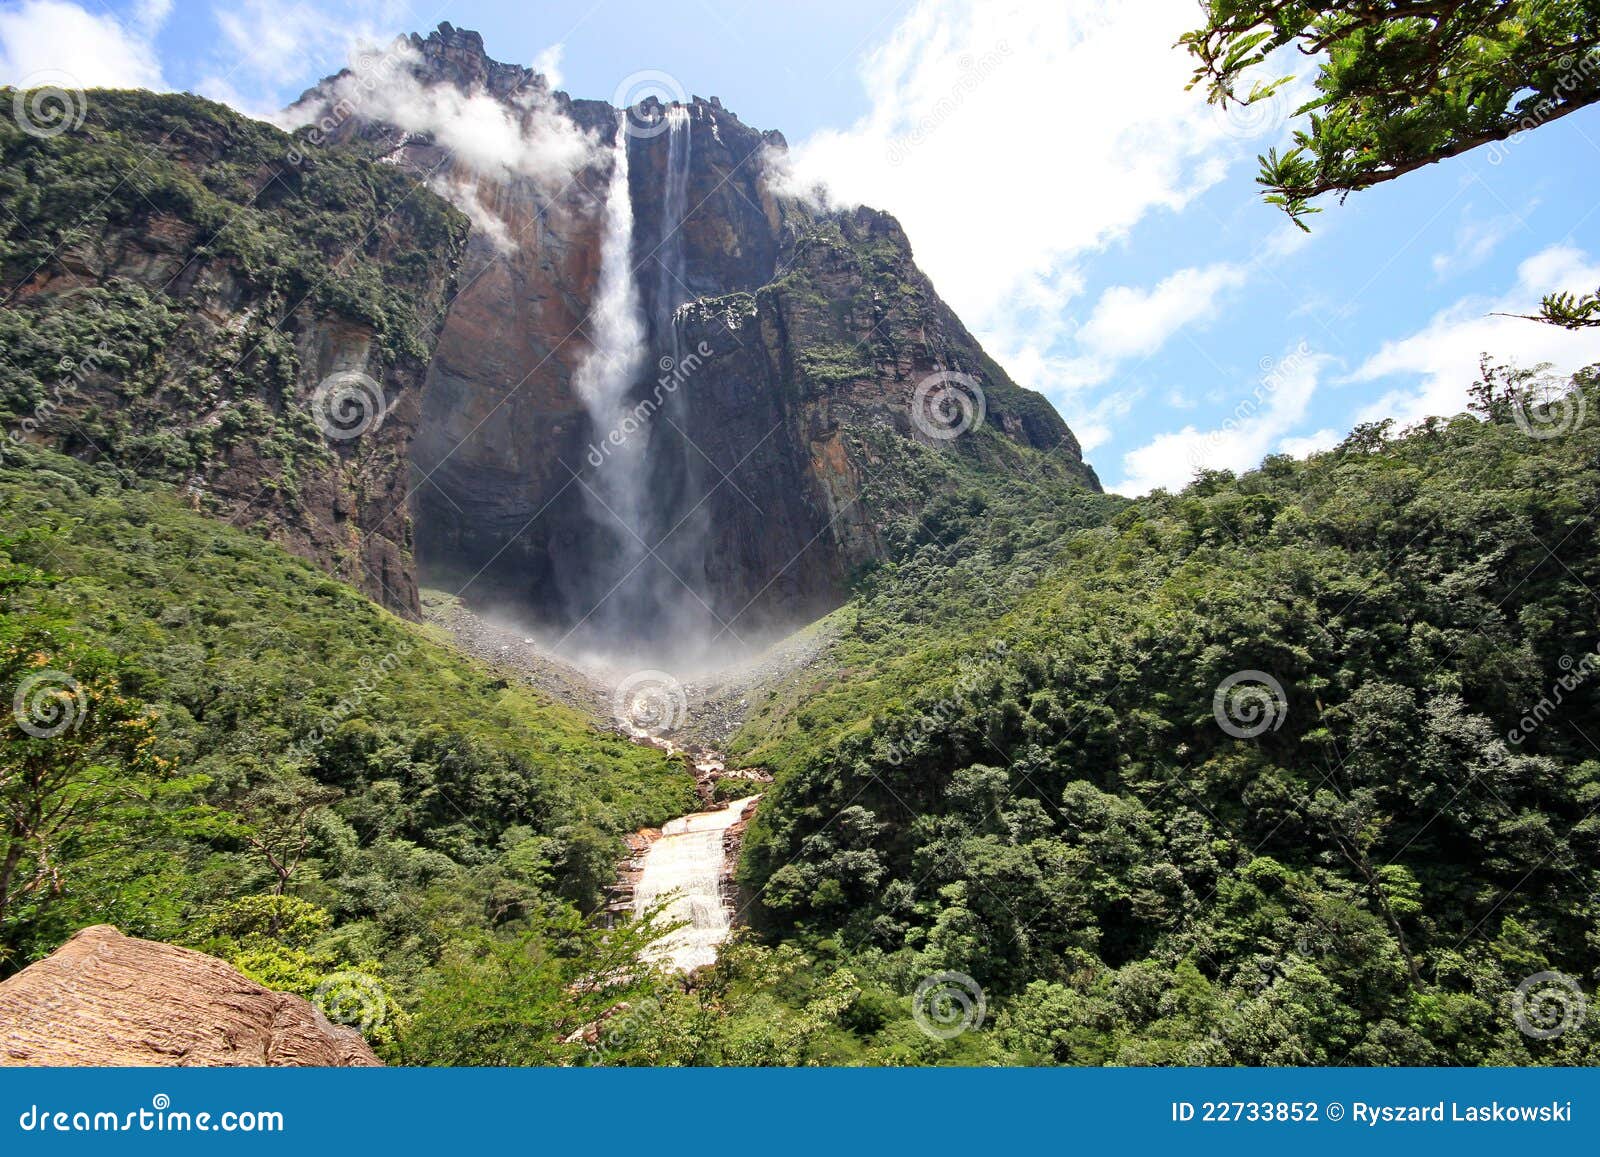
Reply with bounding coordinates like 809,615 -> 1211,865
633,795 -> 760,972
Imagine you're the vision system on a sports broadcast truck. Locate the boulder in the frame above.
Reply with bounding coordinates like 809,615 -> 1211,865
0,926 -> 381,1067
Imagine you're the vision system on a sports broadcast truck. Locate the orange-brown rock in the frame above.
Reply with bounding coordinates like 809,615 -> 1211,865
0,926 -> 380,1067
0,95 -> 468,618
296,24 -> 1099,645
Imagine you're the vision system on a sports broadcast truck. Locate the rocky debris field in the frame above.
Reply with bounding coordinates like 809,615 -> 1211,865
421,589 -> 614,714
423,587 -> 838,751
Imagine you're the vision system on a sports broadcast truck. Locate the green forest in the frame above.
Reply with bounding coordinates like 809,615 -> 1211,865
2,0 -> 1599,1072
5,362 -> 1597,1064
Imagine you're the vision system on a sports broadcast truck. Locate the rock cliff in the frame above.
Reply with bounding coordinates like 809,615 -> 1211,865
293,24 -> 1099,649
2,25 -> 1097,646
0,90 -> 468,615
0,926 -> 380,1066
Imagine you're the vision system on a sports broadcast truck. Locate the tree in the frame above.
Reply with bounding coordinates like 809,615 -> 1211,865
234,772 -> 342,898
0,628 -> 163,934
1181,3 -> 1600,248
400,904 -> 676,1066
1514,286 -> 1600,328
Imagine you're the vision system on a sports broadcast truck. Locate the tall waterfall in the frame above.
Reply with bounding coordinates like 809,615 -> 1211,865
572,115 -> 650,633
640,104 -> 714,653
564,106 -> 718,663
654,106 -> 692,352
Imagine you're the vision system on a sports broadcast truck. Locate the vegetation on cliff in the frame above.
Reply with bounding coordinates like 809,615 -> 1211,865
0,90 -> 467,468
724,362 -> 1600,1065
0,90 -> 469,611
0,445 -> 695,1058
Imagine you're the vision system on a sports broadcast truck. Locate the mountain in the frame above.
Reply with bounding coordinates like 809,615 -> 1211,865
3,23 -> 1094,653
0,90 -> 467,614
287,22 -> 1098,649
8,23 -> 1593,1070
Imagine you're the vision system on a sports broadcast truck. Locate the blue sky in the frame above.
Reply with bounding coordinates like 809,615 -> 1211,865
4,0 -> 1599,494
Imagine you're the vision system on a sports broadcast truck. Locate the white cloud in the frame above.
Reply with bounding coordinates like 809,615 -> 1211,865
206,0 -> 431,114
193,72 -> 270,119
1114,344 -> 1330,495
532,43 -> 564,89
1078,262 -> 1248,363
1278,428 -> 1340,457
287,41 -> 597,189
0,0 -> 165,90
1430,206 -> 1528,279
1110,245 -> 1600,495
1064,386 -> 1143,455
131,0 -> 173,34
434,176 -> 515,254
779,0 -> 1298,409
1350,244 -> 1600,429
215,0 -> 341,82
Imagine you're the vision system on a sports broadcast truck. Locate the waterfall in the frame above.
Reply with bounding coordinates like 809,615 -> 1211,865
633,796 -> 759,971
573,115 -> 650,624
639,104 -> 715,652
655,105 -> 692,353
563,106 -> 718,663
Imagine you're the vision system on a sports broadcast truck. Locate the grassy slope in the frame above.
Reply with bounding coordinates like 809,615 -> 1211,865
0,447 -> 695,970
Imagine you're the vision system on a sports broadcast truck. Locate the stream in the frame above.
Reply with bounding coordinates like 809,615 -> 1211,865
633,793 -> 760,972
419,594 -> 783,973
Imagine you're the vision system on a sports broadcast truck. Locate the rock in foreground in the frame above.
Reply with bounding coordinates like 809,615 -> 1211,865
0,926 -> 380,1067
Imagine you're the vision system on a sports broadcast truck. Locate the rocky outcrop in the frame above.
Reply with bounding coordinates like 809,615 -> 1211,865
0,926 -> 381,1067
293,25 -> 1099,643
0,91 -> 468,616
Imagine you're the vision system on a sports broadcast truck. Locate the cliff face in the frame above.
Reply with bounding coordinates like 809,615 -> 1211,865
0,91 -> 468,616
295,24 -> 1098,649
3,27 -> 1095,645
0,926 -> 381,1066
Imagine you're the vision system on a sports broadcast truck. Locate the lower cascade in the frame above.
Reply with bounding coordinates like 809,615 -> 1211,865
633,796 -> 760,972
